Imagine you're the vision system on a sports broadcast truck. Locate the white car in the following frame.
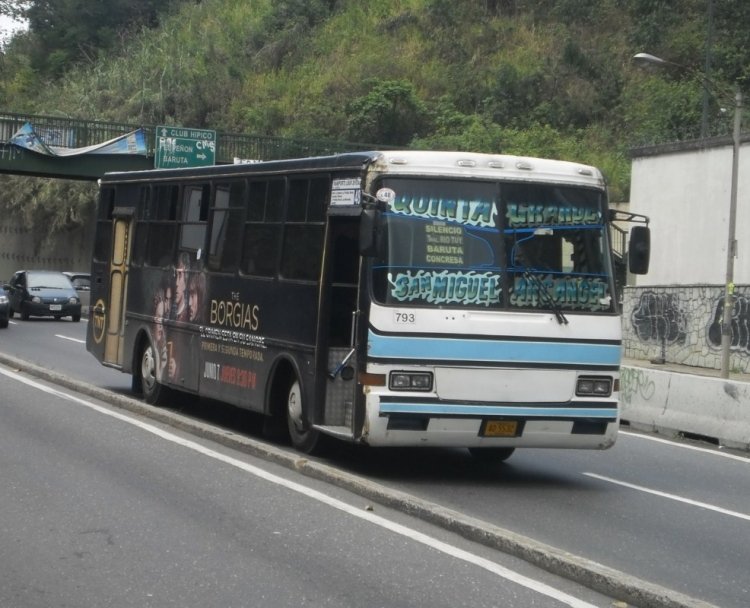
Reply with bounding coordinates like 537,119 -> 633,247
63,272 -> 91,316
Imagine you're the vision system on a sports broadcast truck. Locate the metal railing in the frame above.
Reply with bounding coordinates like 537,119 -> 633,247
0,111 -> 380,163
610,222 -> 628,261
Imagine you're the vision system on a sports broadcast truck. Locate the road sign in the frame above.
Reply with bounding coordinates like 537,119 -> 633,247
155,125 -> 217,169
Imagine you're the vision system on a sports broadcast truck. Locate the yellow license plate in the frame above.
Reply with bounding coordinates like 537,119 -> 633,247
482,420 -> 518,437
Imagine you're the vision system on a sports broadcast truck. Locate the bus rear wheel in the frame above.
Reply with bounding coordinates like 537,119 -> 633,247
468,447 -> 515,462
140,339 -> 169,405
286,378 -> 322,454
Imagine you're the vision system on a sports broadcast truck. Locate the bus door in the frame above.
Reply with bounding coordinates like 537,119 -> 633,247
318,216 -> 360,436
103,209 -> 134,366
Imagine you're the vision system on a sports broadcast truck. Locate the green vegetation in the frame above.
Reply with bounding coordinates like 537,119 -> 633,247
0,0 -> 748,234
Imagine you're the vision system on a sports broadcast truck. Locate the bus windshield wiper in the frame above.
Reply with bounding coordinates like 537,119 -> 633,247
523,271 -> 568,325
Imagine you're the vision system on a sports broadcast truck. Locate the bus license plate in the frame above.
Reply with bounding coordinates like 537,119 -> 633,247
482,420 -> 518,437
49,304 -> 62,311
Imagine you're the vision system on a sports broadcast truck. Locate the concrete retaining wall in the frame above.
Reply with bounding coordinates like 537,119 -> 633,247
621,365 -> 750,450
0,220 -> 92,281
622,284 -> 750,374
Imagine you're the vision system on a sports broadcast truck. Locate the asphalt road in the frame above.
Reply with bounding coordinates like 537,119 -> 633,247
1,317 -> 748,607
1,360 -> 614,607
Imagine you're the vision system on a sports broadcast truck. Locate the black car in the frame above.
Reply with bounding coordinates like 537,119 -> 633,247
5,270 -> 82,322
0,286 -> 9,328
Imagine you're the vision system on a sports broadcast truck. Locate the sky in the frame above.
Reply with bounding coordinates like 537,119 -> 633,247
0,14 -> 27,45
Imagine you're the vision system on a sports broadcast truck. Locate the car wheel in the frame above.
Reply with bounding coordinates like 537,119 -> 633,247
0,319 -> 8,329
72,313 -> 81,322
20,307 -> 29,321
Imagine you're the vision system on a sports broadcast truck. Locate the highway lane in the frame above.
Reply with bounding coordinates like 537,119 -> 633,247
0,367 -> 614,608
334,435 -> 749,608
1,318 -> 748,606
0,317 -> 130,392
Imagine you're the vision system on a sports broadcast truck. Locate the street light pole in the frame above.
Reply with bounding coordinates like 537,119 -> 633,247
720,84 -> 742,378
633,52 -> 742,377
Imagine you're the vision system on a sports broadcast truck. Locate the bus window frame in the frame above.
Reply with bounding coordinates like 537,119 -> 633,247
207,178 -> 247,275
179,182 -> 210,256
279,175 -> 329,283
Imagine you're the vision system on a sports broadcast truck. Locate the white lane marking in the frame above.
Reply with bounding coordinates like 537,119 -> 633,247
620,430 -> 750,463
0,367 -> 597,608
584,472 -> 750,522
55,334 -> 86,344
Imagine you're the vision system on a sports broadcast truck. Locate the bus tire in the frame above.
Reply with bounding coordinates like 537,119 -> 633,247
286,377 -> 322,454
140,339 -> 169,405
468,447 -> 515,462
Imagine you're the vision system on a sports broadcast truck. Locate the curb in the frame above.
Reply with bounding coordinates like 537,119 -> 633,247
0,352 -> 719,608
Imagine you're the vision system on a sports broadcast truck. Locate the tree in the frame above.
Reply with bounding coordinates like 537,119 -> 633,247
0,1 -> 29,20
19,0 -> 181,76
346,80 -> 430,146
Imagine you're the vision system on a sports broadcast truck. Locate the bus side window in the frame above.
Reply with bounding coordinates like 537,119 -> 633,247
132,187 -> 150,266
147,185 -> 179,267
180,183 -> 210,255
242,179 -> 283,277
94,187 -> 116,263
280,177 -> 327,281
208,181 -> 245,273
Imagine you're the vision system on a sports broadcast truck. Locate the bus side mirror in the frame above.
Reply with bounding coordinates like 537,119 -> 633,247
359,208 -> 383,257
628,225 -> 650,275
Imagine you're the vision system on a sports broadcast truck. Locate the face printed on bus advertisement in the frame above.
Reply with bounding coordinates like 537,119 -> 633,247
172,251 -> 191,322
152,291 -> 168,381
188,272 -> 205,323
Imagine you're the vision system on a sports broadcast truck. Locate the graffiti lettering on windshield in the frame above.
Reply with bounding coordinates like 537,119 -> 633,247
511,275 -> 610,311
506,203 -> 602,228
388,270 -> 502,306
391,195 -> 498,229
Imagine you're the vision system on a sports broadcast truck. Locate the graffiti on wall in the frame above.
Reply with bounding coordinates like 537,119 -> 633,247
623,285 -> 749,372
630,291 -> 687,344
620,367 -> 656,406
707,294 -> 750,354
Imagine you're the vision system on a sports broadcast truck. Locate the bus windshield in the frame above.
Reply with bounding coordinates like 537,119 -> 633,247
370,177 -> 614,313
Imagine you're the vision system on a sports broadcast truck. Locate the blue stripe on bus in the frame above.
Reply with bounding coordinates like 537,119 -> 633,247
368,331 -> 621,366
380,402 -> 617,418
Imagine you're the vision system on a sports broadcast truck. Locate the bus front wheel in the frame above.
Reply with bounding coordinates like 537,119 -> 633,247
140,340 -> 169,405
286,378 -> 321,454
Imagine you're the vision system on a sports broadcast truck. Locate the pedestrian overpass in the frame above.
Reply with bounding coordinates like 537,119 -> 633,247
0,112 -> 372,180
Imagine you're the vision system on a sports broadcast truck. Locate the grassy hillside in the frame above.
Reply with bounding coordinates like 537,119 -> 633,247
1,0 -> 747,231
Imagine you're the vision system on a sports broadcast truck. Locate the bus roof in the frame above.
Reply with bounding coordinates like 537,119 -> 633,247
100,150 -> 605,189
368,150 -> 605,188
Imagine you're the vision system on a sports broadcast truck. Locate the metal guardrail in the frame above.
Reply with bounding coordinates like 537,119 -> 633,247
0,111 -> 379,163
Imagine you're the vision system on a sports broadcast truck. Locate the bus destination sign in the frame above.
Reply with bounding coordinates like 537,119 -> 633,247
155,125 -> 217,169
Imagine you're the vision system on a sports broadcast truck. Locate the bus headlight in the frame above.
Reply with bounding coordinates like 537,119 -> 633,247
389,371 -> 433,391
576,377 -> 612,397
